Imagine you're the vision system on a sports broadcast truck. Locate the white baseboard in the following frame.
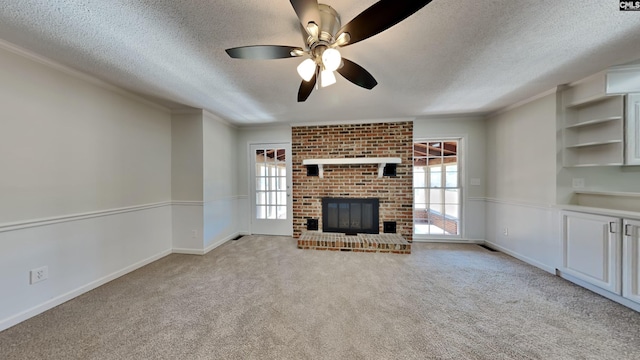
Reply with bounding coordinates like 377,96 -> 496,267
484,241 -> 556,274
173,232 -> 250,255
413,238 -> 484,244
0,248 -> 172,332
558,271 -> 640,313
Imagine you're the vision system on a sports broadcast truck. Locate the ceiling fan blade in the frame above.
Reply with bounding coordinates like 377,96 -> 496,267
225,45 -> 303,59
337,58 -> 378,90
290,0 -> 321,31
336,0 -> 433,47
298,69 -> 318,102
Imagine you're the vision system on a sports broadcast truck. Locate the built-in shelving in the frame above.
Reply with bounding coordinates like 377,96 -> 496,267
565,140 -> 623,149
302,157 -> 402,178
570,190 -> 640,215
564,116 -> 622,129
561,78 -> 625,167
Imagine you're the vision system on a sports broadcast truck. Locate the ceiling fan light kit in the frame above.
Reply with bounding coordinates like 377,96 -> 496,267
297,58 -> 317,82
225,0 -> 433,102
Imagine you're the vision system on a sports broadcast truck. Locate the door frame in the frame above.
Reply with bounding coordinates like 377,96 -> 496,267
248,143 -> 293,236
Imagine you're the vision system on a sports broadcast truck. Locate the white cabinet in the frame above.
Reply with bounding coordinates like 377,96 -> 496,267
625,94 -> 640,166
623,219 -> 640,304
562,210 -> 640,307
561,211 -> 621,294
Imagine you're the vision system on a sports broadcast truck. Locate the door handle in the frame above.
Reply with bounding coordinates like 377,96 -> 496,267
625,224 -> 633,237
609,222 -> 617,234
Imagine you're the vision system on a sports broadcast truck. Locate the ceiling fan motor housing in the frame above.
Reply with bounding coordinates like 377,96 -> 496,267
306,4 -> 341,48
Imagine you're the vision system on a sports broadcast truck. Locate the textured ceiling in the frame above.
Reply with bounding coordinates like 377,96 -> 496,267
1,1 -> 640,125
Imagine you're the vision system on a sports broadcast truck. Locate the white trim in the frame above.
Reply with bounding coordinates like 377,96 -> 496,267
484,241 -> 557,274
484,197 -> 555,210
558,271 -> 640,312
171,108 -> 203,115
573,190 -> 640,198
203,110 -> 237,128
416,113 -> 487,120
0,248 -> 172,332
303,157 -> 402,178
557,204 -> 640,220
412,238 -> 484,244
172,231 -> 249,255
302,157 -> 401,165
290,118 -> 414,127
0,39 -> 170,113
238,124 -> 293,131
0,202 -> 172,233
172,201 -> 205,207
488,87 -> 557,118
0,200 -> 251,232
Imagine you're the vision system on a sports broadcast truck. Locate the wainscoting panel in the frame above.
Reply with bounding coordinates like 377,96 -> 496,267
484,198 -> 561,274
172,201 -> 204,252
0,204 -> 172,331
204,197 -> 242,252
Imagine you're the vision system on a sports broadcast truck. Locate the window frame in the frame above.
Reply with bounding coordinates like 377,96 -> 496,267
413,138 -> 464,239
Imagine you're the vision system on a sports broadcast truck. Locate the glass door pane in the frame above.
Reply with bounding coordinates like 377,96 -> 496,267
413,139 -> 461,236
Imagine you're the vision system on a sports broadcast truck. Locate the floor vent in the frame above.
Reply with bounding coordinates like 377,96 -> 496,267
233,235 -> 244,241
478,244 -> 498,252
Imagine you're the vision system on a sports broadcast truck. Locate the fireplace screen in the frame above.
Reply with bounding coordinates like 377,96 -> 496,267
322,198 -> 379,234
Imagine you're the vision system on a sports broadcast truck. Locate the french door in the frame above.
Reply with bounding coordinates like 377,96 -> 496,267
413,139 -> 462,237
249,144 -> 292,235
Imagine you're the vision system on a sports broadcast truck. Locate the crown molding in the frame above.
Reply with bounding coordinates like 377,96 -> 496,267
487,87 -> 558,118
290,117 -> 415,127
0,39 -> 171,113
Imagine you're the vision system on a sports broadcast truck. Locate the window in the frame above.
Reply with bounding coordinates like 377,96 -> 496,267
255,148 -> 287,220
413,140 -> 461,236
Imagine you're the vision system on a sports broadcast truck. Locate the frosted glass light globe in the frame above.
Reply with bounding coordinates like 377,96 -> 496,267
322,48 -> 342,72
297,58 -> 316,82
320,69 -> 336,88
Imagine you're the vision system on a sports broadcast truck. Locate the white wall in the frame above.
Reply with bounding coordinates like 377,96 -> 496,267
202,111 -> 241,250
485,93 -> 560,272
0,48 -> 171,223
413,116 -> 487,241
171,113 -> 203,201
171,112 -> 205,252
0,45 -> 173,331
236,125 -> 292,233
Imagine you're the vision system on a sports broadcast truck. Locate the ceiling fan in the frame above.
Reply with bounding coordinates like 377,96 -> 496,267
225,0 -> 433,102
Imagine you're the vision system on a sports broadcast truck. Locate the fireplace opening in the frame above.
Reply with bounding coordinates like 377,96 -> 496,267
322,198 -> 379,234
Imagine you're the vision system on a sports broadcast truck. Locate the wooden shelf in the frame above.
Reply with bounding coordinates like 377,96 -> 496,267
302,157 -> 401,166
302,157 -> 402,178
565,140 -> 623,149
561,79 -> 624,167
574,190 -> 640,198
565,116 -> 622,129
566,94 -> 611,108
565,163 -> 624,168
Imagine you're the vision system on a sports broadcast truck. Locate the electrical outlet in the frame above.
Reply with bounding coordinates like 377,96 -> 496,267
503,227 -> 509,236
572,178 -> 585,189
30,266 -> 48,284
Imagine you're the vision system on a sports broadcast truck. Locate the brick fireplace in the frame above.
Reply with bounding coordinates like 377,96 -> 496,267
292,122 -> 413,245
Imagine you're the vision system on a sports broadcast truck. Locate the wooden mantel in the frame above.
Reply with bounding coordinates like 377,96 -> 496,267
302,157 -> 402,178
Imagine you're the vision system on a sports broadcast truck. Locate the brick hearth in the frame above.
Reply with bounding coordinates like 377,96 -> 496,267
292,122 -> 414,242
298,232 -> 411,254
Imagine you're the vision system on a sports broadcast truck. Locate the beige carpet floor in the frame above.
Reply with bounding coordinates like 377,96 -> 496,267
1,236 -> 639,359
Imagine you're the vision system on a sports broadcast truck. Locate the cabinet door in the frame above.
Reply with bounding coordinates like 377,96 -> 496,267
623,219 -> 640,304
562,211 -> 622,294
626,94 -> 640,166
